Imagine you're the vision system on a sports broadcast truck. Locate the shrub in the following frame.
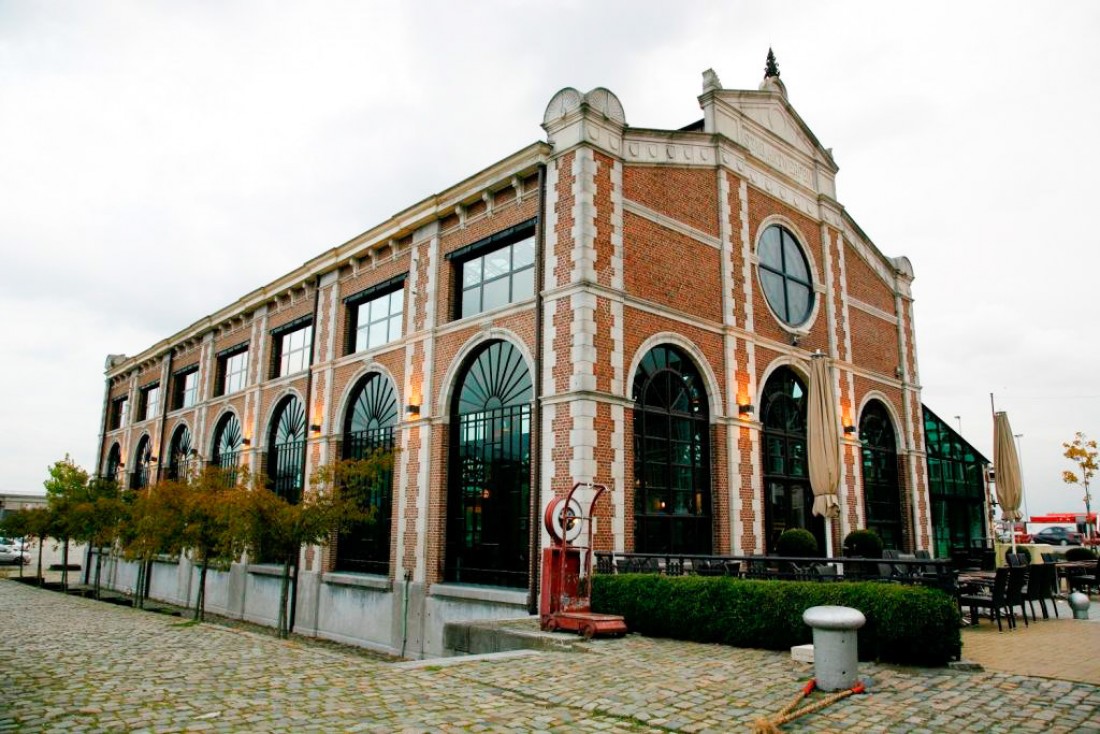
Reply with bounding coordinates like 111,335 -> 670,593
1065,547 -> 1097,562
592,574 -> 961,667
776,528 -> 818,557
843,529 -> 883,559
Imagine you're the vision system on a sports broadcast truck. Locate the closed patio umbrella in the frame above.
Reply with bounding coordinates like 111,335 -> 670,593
993,411 -> 1023,552
807,352 -> 841,556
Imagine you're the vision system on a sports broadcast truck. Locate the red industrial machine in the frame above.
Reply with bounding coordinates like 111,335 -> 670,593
539,482 -> 627,638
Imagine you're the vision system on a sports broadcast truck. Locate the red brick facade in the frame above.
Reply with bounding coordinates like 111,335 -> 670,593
98,78 -> 929,610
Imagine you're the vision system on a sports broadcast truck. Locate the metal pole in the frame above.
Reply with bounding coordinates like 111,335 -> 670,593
1014,433 -> 1029,521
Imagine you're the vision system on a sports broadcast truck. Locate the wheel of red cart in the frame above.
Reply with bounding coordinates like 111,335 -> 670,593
545,617 -> 559,632
582,622 -> 596,639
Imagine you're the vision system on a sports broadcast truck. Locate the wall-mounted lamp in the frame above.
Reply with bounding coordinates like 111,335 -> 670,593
118,462 -> 126,469
241,438 -> 251,447
843,425 -> 857,435
149,455 -> 158,463
309,423 -> 322,433
405,404 -> 421,419
738,403 -> 755,417
189,448 -> 199,457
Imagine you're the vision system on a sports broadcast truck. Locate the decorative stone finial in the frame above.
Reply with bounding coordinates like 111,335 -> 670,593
702,68 -> 722,93
765,48 -> 780,78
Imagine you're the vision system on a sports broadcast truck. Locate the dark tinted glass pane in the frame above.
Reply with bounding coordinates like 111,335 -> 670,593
782,236 -> 810,282
787,282 -> 811,324
759,226 -> 782,268
761,270 -> 787,321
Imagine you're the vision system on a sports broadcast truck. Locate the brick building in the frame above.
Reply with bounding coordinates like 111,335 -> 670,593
95,62 -> 929,656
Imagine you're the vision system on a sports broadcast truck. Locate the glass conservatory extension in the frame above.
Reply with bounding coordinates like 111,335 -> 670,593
923,405 -> 990,558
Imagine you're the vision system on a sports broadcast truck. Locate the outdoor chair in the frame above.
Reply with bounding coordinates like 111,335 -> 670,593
915,550 -> 931,560
694,559 -> 725,577
958,566 -> 1011,631
1006,566 -> 1029,627
1067,558 -> 1100,595
745,556 -> 769,579
1040,553 -> 1056,564
1024,563 -> 1058,620
1005,553 -> 1025,568
723,561 -> 742,577
663,557 -> 685,576
813,564 -> 838,580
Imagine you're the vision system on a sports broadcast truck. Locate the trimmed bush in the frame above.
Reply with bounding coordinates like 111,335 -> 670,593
592,574 -> 961,667
1065,547 -> 1097,562
843,529 -> 883,559
776,528 -> 818,557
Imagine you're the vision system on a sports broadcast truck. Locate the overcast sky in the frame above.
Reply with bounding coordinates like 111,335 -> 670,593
2,2 -> 1097,522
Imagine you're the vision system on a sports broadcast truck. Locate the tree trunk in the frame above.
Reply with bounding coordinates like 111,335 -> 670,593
93,549 -> 103,599
61,540 -> 70,591
195,558 -> 208,622
35,537 -> 44,587
278,556 -> 292,639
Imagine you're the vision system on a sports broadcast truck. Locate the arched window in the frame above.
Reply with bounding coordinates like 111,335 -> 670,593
631,345 -> 712,554
104,442 -> 122,482
446,340 -> 532,588
166,425 -> 192,481
211,413 -> 243,471
131,435 -> 153,490
336,374 -> 398,574
268,396 -> 306,504
758,224 -> 814,327
761,367 -> 823,553
860,400 -> 902,550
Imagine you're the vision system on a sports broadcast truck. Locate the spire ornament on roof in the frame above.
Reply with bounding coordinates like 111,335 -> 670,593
765,48 -> 780,78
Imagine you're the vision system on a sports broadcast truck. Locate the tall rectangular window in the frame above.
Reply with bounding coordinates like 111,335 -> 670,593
447,223 -> 536,320
139,383 -> 160,422
344,277 -> 406,356
108,397 -> 128,430
171,368 -> 199,410
271,322 -> 313,378
220,350 -> 249,395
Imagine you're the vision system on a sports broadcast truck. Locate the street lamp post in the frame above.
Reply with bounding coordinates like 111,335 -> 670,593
1014,433 -> 1029,522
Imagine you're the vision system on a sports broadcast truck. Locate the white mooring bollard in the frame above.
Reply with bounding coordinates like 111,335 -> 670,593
1068,592 -> 1091,620
802,605 -> 866,692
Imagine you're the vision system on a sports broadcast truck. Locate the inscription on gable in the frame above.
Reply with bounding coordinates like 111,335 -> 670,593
744,131 -> 812,187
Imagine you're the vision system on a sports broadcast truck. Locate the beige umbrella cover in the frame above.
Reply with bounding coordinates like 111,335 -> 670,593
993,411 -> 1022,523
808,355 -> 841,519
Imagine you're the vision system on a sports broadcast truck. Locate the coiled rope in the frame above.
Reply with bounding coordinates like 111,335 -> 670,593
751,678 -> 865,733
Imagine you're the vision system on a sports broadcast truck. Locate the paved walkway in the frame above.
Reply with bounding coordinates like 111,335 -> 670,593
1,581 -> 1099,733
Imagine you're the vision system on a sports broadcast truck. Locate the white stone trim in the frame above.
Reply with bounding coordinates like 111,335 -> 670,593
739,179 -> 754,332
848,297 -> 899,324
621,200 -> 722,249
610,160 -> 624,292
610,402 -> 625,552
571,148 -> 597,283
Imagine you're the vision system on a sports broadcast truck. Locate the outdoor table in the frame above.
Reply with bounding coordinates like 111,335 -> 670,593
957,570 -> 995,592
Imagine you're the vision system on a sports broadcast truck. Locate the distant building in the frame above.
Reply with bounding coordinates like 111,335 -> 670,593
95,59 -> 931,657
0,492 -> 46,521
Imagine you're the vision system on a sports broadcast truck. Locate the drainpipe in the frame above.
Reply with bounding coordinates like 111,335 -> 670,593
88,371 -> 114,585
527,163 -> 547,616
289,275 -> 323,634
157,351 -> 174,482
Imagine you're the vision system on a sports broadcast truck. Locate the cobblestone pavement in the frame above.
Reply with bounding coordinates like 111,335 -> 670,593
2,581 -> 1099,733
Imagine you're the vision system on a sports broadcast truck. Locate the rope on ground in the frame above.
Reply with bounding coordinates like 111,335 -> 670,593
751,679 -> 865,733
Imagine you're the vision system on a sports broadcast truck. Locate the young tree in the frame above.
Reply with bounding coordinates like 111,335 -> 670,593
69,475 -> 125,598
118,482 -> 187,608
234,456 -> 388,638
1063,431 -> 1099,537
180,466 -> 247,622
42,456 -> 90,591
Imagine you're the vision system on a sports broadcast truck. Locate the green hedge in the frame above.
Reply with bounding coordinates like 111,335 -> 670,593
591,574 -> 961,667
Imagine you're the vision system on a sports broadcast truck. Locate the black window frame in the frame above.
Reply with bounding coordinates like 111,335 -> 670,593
446,219 -> 537,321
170,367 -> 199,411
269,316 -> 314,379
343,274 -> 407,357
214,343 -> 249,397
138,382 -> 160,423
757,224 -> 814,327
859,400 -> 902,550
108,396 -> 129,431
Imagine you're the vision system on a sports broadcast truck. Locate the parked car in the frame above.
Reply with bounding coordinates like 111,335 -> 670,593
0,537 -> 27,553
0,544 -> 30,565
1032,527 -> 1083,546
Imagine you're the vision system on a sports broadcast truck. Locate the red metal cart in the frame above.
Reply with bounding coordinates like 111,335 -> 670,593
539,482 -> 627,639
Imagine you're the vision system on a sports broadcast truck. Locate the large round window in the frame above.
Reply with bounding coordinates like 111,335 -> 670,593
758,224 -> 814,326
